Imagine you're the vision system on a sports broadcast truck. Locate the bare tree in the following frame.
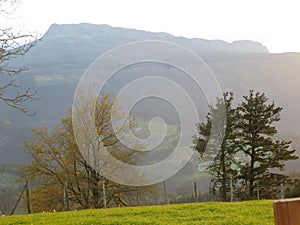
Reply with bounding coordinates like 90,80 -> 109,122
0,0 -> 37,114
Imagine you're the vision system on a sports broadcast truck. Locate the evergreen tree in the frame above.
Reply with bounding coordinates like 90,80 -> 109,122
285,179 -> 300,198
193,92 -> 237,201
235,90 -> 298,199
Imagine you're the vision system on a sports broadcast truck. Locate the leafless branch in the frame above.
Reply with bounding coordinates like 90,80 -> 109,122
0,0 -> 39,114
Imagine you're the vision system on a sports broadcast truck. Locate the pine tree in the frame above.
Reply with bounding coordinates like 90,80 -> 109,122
193,93 -> 238,201
235,90 -> 298,199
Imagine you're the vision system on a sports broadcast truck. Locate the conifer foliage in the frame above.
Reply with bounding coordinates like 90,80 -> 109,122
194,90 -> 298,200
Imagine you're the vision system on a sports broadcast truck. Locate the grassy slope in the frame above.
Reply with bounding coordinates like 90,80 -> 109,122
0,200 -> 274,225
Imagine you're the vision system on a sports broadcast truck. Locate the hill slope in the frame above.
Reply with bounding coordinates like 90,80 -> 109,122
0,200 -> 274,225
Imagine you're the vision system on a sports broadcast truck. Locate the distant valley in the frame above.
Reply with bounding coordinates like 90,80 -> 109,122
1,23 -> 300,166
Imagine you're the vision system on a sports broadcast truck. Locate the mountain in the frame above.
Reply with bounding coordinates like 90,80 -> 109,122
11,23 -> 268,77
34,23 -> 269,65
1,23 -> 300,166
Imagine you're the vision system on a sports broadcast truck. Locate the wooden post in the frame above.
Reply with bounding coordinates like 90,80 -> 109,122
280,183 -> 284,199
25,180 -> 31,214
136,186 -> 139,206
163,181 -> 169,204
257,181 -> 260,200
230,178 -> 233,202
102,183 -> 107,209
194,182 -> 198,202
274,198 -> 300,225
63,181 -> 69,211
10,184 -> 26,215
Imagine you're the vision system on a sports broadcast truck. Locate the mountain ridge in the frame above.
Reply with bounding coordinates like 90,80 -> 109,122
41,23 -> 269,53
2,23 -> 300,164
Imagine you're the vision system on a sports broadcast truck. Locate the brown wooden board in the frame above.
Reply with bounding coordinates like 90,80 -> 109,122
274,198 -> 300,225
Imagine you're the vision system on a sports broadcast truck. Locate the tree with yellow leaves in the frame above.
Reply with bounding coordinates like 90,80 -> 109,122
21,92 -> 155,212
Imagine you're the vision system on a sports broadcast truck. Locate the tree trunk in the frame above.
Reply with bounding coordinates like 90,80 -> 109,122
249,149 -> 255,198
221,150 -> 227,201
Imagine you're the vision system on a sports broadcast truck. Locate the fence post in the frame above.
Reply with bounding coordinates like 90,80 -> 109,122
194,182 -> 198,202
163,181 -> 169,204
10,184 -> 27,215
63,181 -> 69,211
230,178 -> 233,202
257,181 -> 260,200
280,183 -> 284,199
103,183 -> 107,208
25,180 -> 31,214
136,186 -> 139,206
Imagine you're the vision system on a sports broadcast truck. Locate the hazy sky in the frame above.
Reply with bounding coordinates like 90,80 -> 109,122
4,0 -> 300,53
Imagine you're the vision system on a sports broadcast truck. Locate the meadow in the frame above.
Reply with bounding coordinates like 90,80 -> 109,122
0,200 -> 274,225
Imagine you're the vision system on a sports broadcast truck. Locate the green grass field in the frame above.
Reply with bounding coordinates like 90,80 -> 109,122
0,200 -> 274,225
